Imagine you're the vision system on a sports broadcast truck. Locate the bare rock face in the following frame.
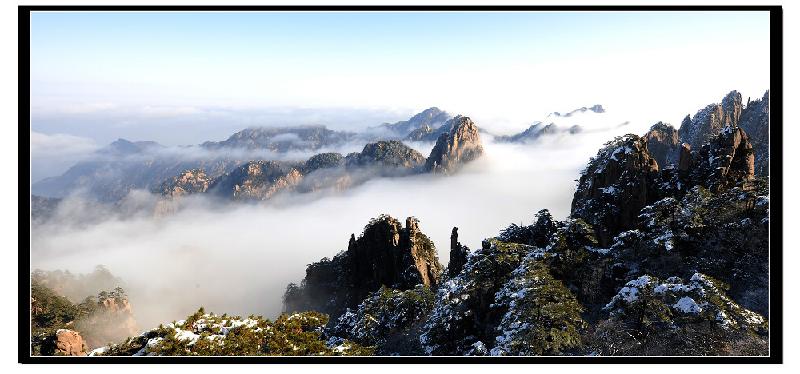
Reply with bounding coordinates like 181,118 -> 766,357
571,135 -> 660,246
643,122 -> 680,168
283,215 -> 444,320
55,329 -> 87,356
678,90 -> 744,150
426,116 -> 484,174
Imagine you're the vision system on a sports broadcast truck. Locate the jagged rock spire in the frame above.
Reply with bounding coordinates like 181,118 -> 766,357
426,116 -> 484,174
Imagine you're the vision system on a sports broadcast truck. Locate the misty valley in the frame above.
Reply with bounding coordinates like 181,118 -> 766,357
29,91 -> 771,357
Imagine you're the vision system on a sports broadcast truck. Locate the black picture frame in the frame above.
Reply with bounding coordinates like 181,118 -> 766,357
18,4 -> 783,364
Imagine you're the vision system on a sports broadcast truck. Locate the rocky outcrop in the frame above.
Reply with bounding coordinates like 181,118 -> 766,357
283,215 -> 443,320
689,126 -> 755,192
55,329 -> 87,356
345,216 -> 442,301
77,293 -> 139,349
573,121 -> 758,246
643,122 -> 680,168
447,227 -> 470,278
678,90 -> 744,150
210,161 -> 303,201
678,143 -> 692,173
571,135 -> 660,246
425,116 -> 484,174
740,90 -> 770,175
159,169 -> 212,198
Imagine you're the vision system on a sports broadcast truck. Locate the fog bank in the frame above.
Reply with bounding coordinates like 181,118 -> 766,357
30,127 -> 624,332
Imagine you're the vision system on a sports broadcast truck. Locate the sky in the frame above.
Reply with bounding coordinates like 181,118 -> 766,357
29,10 -> 771,145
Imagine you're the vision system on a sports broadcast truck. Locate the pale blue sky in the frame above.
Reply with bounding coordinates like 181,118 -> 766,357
31,11 -> 765,78
29,11 -> 770,144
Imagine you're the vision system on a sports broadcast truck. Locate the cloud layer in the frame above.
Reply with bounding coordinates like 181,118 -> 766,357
30,127 -> 623,331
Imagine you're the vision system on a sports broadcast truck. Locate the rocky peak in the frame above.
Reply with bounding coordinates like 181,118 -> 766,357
425,116 -> 484,174
721,90 -> 743,127
380,107 -> 451,137
678,90 -> 744,149
283,215 -> 443,319
100,138 -> 161,157
347,141 -> 426,170
447,227 -> 470,278
349,215 -> 442,292
643,122 -> 680,168
571,134 -> 660,245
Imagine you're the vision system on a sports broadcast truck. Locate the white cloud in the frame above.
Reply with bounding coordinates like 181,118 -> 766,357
30,131 -> 99,158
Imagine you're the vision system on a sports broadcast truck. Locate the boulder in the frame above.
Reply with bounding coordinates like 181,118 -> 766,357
55,329 -> 87,356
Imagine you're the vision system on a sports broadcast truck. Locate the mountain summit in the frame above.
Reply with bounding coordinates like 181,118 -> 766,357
425,116 -> 484,174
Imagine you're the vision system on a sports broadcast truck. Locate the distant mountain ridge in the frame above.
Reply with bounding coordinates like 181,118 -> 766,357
32,108 -> 486,205
495,104 -> 610,144
157,119 -> 484,206
202,125 -> 358,152
550,104 -> 605,117
373,107 -> 452,139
